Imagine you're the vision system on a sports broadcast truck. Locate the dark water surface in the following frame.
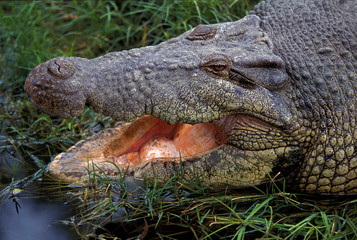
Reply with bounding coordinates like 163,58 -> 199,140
0,136 -> 78,240
0,191 -> 76,240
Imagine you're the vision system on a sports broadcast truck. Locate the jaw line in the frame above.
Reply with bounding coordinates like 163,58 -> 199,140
48,114 -> 277,181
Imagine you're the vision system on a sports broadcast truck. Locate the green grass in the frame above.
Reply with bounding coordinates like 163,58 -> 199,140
65,165 -> 357,239
1,0 -> 357,239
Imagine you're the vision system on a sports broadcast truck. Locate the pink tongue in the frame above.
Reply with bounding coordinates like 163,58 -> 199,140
139,137 -> 180,161
138,123 -> 223,161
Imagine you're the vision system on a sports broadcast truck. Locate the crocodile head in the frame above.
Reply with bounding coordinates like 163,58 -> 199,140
25,7 -> 357,195
24,15 -> 300,188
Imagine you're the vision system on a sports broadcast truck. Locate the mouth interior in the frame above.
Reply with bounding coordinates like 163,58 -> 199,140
104,115 -> 226,166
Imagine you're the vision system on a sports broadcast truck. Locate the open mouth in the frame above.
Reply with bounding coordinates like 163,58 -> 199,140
95,113 -> 276,166
102,115 -> 227,166
49,113 -> 276,181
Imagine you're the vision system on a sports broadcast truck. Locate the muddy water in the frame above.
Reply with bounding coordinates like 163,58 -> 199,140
0,137 -> 77,239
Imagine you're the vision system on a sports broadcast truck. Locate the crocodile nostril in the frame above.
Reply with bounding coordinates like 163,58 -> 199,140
47,59 -> 75,79
54,61 -> 61,73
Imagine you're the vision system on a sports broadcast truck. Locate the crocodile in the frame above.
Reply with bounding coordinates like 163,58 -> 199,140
25,0 -> 357,195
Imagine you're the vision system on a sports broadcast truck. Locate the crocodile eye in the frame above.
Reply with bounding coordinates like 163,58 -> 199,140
203,59 -> 229,78
211,65 -> 226,72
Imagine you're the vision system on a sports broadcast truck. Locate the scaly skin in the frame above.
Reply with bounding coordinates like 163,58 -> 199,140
25,0 -> 357,195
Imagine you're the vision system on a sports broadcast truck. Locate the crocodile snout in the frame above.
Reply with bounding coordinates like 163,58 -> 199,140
25,57 -> 86,118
